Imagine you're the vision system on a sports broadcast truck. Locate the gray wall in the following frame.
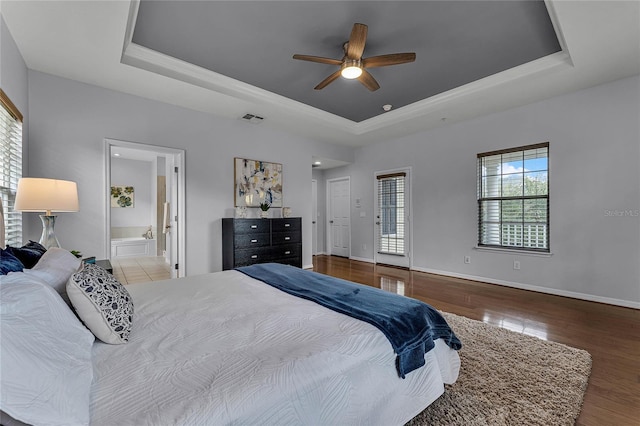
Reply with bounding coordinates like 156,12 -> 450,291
26,71 -> 354,274
325,75 -> 640,307
0,14 -> 28,173
110,158 -> 154,229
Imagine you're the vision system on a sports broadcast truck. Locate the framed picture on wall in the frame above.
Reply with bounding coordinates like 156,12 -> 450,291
111,185 -> 135,208
234,158 -> 282,207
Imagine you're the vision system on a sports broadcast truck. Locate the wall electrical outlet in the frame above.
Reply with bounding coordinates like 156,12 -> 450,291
464,256 -> 471,264
513,260 -> 521,270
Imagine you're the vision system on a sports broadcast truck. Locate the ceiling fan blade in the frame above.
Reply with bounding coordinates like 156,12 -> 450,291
346,23 -> 368,59
362,53 -> 416,68
293,54 -> 343,66
358,70 -> 380,91
314,70 -> 342,90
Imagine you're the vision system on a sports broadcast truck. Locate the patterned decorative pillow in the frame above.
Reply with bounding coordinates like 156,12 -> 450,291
67,264 -> 134,344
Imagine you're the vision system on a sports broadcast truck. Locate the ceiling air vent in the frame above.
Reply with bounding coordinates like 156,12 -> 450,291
240,113 -> 264,124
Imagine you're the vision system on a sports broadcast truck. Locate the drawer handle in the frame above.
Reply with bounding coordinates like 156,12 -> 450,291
251,239 -> 258,243
284,236 -> 290,241
284,223 -> 290,227
251,255 -> 258,259
250,225 -> 258,229
284,251 -> 291,255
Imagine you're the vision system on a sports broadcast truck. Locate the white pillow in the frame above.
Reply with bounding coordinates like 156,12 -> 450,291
67,263 -> 134,344
0,274 -> 95,426
16,247 -> 81,302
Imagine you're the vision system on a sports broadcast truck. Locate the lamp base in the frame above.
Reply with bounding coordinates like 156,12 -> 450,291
39,215 -> 61,249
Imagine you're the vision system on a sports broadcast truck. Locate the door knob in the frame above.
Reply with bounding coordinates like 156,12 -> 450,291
329,220 -> 334,223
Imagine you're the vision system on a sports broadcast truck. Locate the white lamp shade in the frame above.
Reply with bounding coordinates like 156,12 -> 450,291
14,178 -> 79,213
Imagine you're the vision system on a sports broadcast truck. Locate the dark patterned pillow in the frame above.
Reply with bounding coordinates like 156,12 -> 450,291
5,241 -> 46,269
24,240 -> 47,255
66,264 -> 134,344
1,248 -> 25,275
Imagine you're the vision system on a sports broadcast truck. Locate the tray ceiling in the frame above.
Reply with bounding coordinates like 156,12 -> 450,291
131,1 -> 561,122
2,1 -> 639,147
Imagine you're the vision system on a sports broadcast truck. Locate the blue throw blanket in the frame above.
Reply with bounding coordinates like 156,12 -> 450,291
236,263 -> 461,378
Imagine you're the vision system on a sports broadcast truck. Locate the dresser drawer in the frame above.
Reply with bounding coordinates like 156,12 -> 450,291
233,219 -> 270,234
268,244 -> 301,259
271,218 -> 301,232
271,231 -> 301,245
234,233 -> 270,248
234,247 -> 273,267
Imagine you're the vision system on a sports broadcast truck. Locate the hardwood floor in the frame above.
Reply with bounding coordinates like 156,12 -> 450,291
312,255 -> 640,426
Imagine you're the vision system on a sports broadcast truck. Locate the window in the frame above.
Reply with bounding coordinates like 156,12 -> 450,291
477,142 -> 549,252
0,89 -> 23,247
377,172 -> 406,255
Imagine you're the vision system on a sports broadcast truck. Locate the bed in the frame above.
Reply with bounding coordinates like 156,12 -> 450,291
1,248 -> 461,426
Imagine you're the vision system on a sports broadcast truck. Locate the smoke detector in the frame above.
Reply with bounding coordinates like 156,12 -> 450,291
382,104 -> 392,112
240,113 -> 264,124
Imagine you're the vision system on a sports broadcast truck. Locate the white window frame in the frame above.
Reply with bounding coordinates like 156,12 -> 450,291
0,89 -> 23,247
376,172 -> 406,256
477,142 -> 550,253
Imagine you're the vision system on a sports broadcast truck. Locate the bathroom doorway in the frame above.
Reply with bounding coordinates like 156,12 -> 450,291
104,139 -> 185,278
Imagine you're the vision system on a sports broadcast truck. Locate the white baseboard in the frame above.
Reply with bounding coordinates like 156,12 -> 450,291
350,256 -> 375,264
303,263 -> 314,270
411,266 -> 640,310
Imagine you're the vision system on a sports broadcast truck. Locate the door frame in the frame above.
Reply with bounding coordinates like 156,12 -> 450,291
104,138 -> 186,277
311,179 -> 318,256
373,167 -> 412,269
325,176 -> 351,258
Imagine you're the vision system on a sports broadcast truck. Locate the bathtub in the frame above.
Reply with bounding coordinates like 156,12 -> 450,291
111,238 -> 157,259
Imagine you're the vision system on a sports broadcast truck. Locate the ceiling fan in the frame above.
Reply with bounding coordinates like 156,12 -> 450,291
293,23 -> 416,91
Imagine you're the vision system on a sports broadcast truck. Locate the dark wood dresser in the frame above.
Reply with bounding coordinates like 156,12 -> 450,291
222,217 -> 302,270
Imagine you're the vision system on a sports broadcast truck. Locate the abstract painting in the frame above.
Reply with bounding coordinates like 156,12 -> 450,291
234,158 -> 282,207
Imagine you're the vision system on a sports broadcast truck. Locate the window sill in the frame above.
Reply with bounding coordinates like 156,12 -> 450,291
473,246 -> 553,257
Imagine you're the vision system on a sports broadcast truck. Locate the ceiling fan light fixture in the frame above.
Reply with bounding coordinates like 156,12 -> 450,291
341,59 -> 362,79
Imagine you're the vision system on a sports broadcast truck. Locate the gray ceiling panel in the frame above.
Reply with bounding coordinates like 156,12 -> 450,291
133,1 -> 560,122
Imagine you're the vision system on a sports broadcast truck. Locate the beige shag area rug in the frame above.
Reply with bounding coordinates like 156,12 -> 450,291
407,312 -> 592,426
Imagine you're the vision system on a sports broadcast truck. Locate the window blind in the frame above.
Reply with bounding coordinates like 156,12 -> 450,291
377,172 -> 406,255
477,142 -> 549,252
0,89 -> 23,247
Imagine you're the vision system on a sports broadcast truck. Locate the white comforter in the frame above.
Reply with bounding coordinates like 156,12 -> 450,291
90,270 -> 460,425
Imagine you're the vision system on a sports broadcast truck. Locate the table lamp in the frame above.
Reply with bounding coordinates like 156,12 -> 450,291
14,178 -> 79,249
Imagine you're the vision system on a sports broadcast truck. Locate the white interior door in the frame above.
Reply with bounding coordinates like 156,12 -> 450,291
375,169 -> 411,268
328,177 -> 350,257
311,179 -> 318,256
168,157 -> 180,278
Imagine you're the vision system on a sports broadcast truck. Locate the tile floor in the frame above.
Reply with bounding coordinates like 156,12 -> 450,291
111,256 -> 172,285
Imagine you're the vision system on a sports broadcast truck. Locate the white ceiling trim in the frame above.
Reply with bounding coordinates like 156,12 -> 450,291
121,0 -> 573,137
352,51 -> 572,135
544,0 -> 573,67
122,43 -> 357,133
